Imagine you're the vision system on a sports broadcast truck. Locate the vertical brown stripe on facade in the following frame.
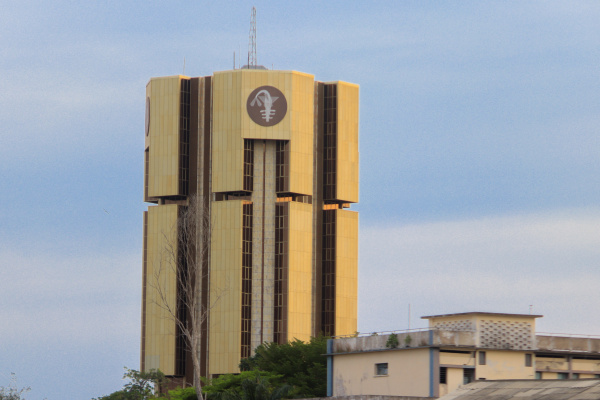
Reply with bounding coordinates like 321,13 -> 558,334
144,150 -> 150,203
275,140 -> 289,193
179,79 -> 191,196
274,202 -> 289,344
189,79 -> 200,196
282,204 -> 289,342
313,82 -> 325,336
200,76 -> 211,378
260,140 -> 266,344
141,211 -> 148,371
323,83 -> 337,202
321,209 -> 336,337
241,203 -> 253,358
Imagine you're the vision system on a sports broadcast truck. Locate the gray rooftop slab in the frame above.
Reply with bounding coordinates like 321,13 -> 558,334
438,380 -> 600,400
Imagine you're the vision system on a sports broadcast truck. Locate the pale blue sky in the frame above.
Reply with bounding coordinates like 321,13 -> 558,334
1,1 -> 599,399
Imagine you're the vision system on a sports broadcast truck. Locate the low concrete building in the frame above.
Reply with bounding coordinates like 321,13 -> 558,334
327,312 -> 600,398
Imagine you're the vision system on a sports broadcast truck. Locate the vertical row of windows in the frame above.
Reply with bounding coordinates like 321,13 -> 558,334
321,210 -> 336,336
275,141 -> 288,193
179,79 -> 191,196
175,208 -> 190,376
274,203 -> 288,344
323,84 -> 337,201
243,140 -> 254,192
241,204 -> 253,358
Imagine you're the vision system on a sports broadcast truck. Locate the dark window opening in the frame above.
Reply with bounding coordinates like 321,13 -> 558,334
463,369 -> 475,385
478,351 -> 486,365
375,363 -> 388,376
525,353 -> 533,367
439,367 -> 447,384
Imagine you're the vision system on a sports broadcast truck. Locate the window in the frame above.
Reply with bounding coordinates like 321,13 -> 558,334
535,372 -> 542,380
573,373 -> 580,379
440,367 -> 447,384
557,373 -> 568,380
525,353 -> 533,367
463,369 -> 475,385
375,363 -> 388,376
595,374 -> 600,379
479,351 -> 486,365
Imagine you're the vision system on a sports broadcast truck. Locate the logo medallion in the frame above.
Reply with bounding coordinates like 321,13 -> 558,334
246,86 -> 287,127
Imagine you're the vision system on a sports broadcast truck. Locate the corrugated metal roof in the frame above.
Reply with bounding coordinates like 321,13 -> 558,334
438,380 -> 600,400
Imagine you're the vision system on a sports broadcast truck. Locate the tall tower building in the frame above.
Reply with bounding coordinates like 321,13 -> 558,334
141,68 -> 359,382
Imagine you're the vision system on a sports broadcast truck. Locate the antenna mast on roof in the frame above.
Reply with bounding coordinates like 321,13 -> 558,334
248,7 -> 257,68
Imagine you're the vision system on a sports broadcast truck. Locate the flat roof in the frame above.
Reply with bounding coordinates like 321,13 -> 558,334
422,311 -> 543,319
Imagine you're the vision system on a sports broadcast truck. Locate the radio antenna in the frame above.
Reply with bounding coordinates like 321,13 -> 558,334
248,7 -> 257,68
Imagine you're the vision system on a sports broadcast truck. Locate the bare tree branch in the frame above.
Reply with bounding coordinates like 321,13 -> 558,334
148,194 -> 225,400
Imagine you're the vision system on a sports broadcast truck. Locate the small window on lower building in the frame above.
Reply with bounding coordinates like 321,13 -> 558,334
557,373 -> 568,380
573,373 -> 580,379
595,374 -> 600,379
440,367 -> 447,384
525,353 -> 533,367
479,351 -> 486,365
535,371 -> 542,380
463,369 -> 475,385
375,363 -> 388,376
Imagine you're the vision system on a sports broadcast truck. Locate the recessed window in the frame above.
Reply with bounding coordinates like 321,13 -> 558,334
375,363 -> 388,376
463,369 -> 475,385
535,372 -> 542,380
525,353 -> 533,367
440,367 -> 447,384
479,351 -> 486,365
557,373 -> 568,380
573,373 -> 580,379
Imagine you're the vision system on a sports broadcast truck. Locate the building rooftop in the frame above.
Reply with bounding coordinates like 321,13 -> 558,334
439,379 -> 600,400
422,311 -> 544,319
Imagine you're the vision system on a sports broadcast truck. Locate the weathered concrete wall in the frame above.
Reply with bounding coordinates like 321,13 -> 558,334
537,335 -> 600,353
332,331 -> 477,353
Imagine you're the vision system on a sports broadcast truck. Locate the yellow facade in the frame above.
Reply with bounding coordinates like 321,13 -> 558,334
209,200 -> 244,374
143,204 -> 179,375
333,348 -> 432,397
334,82 -> 359,203
146,76 -> 187,198
335,209 -> 359,336
286,202 -> 313,341
143,68 -> 359,381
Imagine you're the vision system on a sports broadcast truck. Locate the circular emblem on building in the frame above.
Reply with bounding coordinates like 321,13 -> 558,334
246,86 -> 287,127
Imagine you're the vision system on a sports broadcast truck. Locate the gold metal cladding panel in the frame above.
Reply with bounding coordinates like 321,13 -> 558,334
334,209 -> 358,336
288,72 -> 315,196
335,82 -> 359,203
144,204 -> 179,375
147,76 -> 186,198
212,72 -> 244,193
286,202 -> 313,341
209,200 -> 244,374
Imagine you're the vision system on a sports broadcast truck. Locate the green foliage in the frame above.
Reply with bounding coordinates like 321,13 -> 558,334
203,373 -> 291,400
238,336 -> 328,398
385,333 -> 399,349
203,370 -> 283,399
0,374 -> 31,400
404,334 -> 412,347
156,386 -> 197,400
93,368 -> 166,400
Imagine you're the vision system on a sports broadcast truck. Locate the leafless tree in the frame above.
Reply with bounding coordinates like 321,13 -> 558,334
150,194 -> 220,400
